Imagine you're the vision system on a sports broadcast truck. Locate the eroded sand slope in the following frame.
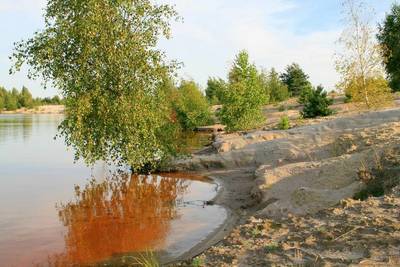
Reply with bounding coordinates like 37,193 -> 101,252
175,108 -> 400,217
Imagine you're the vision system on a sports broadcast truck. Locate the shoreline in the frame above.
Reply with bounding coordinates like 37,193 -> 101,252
0,105 -> 64,115
163,169 -> 257,265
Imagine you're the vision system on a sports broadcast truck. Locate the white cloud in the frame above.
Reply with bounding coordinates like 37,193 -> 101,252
161,0 -> 341,90
227,19 -> 341,89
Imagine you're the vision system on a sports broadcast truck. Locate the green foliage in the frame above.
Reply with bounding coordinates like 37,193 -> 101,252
258,70 -> 271,104
192,257 -> 204,267
0,85 -> 63,112
174,80 -> 213,130
298,85 -> 313,104
40,95 -> 64,105
278,115 -> 290,130
11,0 -> 180,173
301,85 -> 334,118
205,77 -> 226,104
267,68 -> 289,103
218,50 -> 266,131
280,63 -> 312,96
336,0 -> 390,109
19,86 -> 34,108
354,149 -> 400,200
264,242 -> 280,253
0,87 -> 6,110
344,75 -> 393,108
4,90 -> 18,111
377,3 -> 400,91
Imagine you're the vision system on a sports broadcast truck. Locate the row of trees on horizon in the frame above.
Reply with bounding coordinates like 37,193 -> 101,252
0,86 -> 63,111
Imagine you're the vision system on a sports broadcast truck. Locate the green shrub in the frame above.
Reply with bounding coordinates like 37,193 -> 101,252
4,92 -> 18,111
205,77 -> 227,104
354,148 -> 400,200
298,85 -> 313,104
192,257 -> 204,267
278,116 -> 290,130
218,51 -> 266,131
174,80 -> 213,130
264,242 -> 280,253
301,85 -> 333,118
268,68 -> 289,103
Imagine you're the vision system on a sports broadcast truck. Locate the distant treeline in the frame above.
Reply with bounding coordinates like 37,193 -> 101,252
0,86 -> 64,111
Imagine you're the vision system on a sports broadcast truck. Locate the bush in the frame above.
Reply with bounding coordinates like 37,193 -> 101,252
301,85 -> 334,118
174,80 -> 213,130
278,116 -> 290,130
297,85 -> 313,104
354,148 -> 400,200
344,76 -> 393,109
205,77 -> 227,104
218,51 -> 266,131
265,68 -> 289,103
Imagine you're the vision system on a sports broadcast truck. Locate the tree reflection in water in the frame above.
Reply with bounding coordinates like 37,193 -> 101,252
49,173 -> 191,266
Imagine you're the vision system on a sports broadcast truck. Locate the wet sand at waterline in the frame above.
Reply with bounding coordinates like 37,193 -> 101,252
0,114 -> 227,266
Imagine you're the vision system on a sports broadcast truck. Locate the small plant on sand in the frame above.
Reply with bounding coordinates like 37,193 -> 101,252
192,257 -> 204,267
264,242 -> 280,253
278,105 -> 286,112
278,115 -> 290,130
354,148 -> 400,200
251,228 -> 262,238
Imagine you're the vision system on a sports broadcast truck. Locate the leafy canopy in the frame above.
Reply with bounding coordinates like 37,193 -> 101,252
174,80 -> 213,130
205,77 -> 227,104
377,3 -> 400,91
11,0 -> 180,172
280,63 -> 312,97
267,68 -> 289,103
218,50 -> 266,131
19,86 -> 34,108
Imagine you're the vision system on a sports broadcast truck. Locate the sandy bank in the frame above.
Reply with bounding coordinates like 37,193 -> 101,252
1,105 -> 64,114
170,106 -> 400,266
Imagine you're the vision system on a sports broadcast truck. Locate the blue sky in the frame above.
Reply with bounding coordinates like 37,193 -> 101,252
0,0 -> 397,97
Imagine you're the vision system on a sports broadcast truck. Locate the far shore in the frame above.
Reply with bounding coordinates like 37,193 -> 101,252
1,105 -> 65,115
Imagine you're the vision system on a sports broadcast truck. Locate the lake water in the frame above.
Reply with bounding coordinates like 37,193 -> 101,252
0,114 -> 226,267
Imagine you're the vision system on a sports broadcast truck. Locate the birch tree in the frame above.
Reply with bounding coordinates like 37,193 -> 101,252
11,0 -> 180,173
335,0 -> 392,108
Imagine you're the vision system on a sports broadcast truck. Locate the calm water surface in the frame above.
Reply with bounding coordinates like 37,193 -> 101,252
0,114 -> 226,267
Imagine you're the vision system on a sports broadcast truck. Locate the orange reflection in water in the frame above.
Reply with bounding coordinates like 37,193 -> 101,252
47,173 -> 197,266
